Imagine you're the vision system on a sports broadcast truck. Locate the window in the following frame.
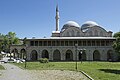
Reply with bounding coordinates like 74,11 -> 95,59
30,41 -> 34,46
43,41 -> 47,46
83,41 -> 86,46
69,41 -> 73,46
65,41 -> 68,46
97,41 -> 100,46
61,41 -> 64,46
101,41 -> 105,46
78,41 -> 82,46
39,41 -> 42,46
56,41 -> 60,46
52,41 -> 55,46
87,41 -> 91,46
48,41 -> 51,46
92,41 -> 95,46
35,41 -> 38,46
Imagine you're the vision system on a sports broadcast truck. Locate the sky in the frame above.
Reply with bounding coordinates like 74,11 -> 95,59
0,0 -> 120,38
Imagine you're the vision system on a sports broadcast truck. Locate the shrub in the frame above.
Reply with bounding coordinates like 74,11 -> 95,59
39,58 -> 49,63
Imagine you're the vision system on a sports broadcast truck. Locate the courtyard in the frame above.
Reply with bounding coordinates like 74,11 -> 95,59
13,61 -> 120,80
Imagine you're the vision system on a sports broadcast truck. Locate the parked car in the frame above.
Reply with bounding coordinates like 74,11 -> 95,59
7,59 -> 16,63
0,60 -> 7,63
16,58 -> 25,63
20,59 -> 25,62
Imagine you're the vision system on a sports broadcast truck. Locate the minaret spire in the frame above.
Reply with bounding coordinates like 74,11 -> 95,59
55,4 -> 60,31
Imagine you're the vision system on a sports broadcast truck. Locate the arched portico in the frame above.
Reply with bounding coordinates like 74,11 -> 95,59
65,50 -> 73,61
20,48 -> 26,59
42,50 -> 49,59
53,49 -> 61,61
93,50 -> 100,61
31,50 -> 38,61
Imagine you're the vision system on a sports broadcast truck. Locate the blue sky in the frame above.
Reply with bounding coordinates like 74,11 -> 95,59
0,0 -> 120,38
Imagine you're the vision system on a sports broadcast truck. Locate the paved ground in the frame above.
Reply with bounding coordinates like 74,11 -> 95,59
0,63 -> 89,80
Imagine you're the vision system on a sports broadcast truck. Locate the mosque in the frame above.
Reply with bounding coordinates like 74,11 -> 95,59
10,6 -> 117,61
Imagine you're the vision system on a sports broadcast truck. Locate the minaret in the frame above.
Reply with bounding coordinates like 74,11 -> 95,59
55,5 -> 60,31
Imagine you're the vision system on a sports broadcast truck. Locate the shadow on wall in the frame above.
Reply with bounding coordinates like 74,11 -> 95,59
99,69 -> 120,74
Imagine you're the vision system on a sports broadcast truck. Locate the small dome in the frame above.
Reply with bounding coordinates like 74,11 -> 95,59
81,21 -> 99,30
61,21 -> 80,31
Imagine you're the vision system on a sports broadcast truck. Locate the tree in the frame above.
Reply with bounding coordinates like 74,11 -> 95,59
113,32 -> 120,61
1,32 -> 20,53
113,32 -> 120,37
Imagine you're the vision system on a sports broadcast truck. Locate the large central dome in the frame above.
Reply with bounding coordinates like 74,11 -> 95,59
61,21 -> 80,32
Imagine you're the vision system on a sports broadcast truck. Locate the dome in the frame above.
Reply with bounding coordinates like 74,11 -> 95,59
81,21 -> 99,30
61,21 -> 80,31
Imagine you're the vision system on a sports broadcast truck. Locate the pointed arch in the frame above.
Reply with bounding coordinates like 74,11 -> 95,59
31,50 -> 38,61
93,50 -> 100,61
65,50 -> 73,61
42,50 -> 49,59
20,48 -> 26,59
53,49 -> 61,61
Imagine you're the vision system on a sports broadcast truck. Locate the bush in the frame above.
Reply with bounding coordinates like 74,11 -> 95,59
39,58 -> 49,63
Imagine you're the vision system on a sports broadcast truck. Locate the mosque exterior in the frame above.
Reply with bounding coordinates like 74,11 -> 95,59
10,6 -> 117,61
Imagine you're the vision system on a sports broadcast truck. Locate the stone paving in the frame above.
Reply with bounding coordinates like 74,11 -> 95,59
0,63 -> 89,80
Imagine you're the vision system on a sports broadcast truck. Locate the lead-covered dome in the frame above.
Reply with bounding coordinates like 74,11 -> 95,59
81,21 -> 99,30
61,21 -> 80,32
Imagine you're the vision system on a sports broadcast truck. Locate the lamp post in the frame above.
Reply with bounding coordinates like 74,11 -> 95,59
24,44 -> 28,69
75,44 -> 78,71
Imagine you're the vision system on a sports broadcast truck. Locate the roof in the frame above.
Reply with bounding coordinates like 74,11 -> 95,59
26,37 -> 116,40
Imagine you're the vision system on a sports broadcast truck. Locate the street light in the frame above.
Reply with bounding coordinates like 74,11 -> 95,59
75,44 -> 78,71
24,44 -> 28,69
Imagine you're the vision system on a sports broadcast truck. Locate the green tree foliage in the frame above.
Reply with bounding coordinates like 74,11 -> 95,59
0,32 -> 20,53
113,32 -> 120,37
113,32 -> 120,60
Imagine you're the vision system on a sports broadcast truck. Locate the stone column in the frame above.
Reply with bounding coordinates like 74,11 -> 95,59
61,49 -> 65,60
49,48 -> 53,61
38,50 -> 41,59
89,49 -> 93,61
26,49 -> 31,60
